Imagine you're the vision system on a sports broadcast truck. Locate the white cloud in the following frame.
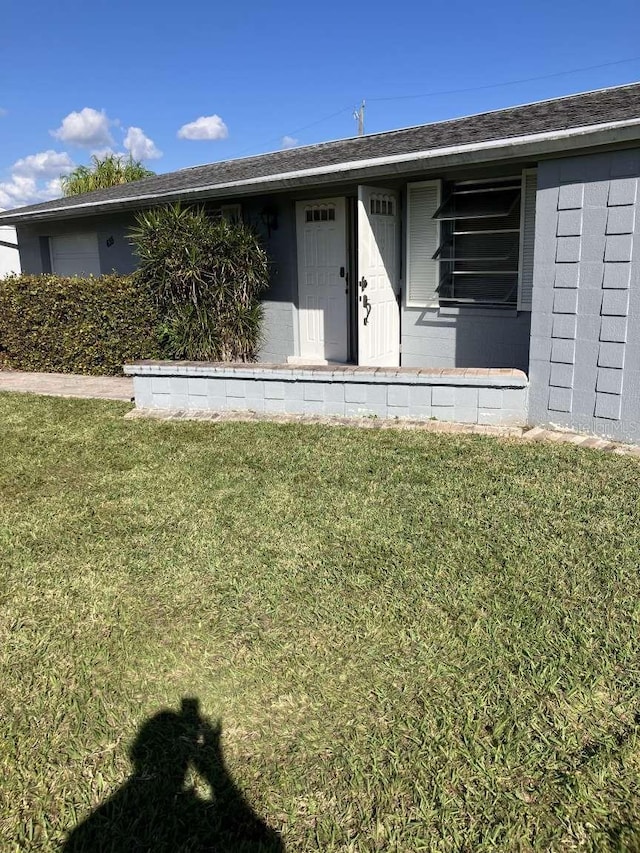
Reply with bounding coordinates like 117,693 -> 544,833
45,177 -> 64,197
281,135 -> 298,149
0,149 -> 75,209
177,114 -> 228,141
51,107 -> 114,148
0,175 -> 51,209
12,149 -> 75,178
123,126 -> 162,161
0,108 -> 7,117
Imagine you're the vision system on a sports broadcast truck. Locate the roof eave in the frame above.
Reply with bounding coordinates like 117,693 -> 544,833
3,118 -> 640,225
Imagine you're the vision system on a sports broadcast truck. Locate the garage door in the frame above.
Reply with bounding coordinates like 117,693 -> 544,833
50,233 -> 101,276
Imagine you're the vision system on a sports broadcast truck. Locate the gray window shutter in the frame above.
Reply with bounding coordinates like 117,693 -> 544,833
517,169 -> 537,311
406,180 -> 441,307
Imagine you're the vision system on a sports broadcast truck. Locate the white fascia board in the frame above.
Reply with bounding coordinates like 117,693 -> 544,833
4,118 -> 640,223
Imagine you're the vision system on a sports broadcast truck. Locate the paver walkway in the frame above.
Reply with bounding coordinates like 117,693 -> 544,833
0,370 -> 133,401
126,408 -> 640,457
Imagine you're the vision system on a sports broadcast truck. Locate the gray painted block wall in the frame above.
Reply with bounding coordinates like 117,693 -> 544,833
126,362 -> 529,426
401,306 -> 531,371
529,148 -> 640,442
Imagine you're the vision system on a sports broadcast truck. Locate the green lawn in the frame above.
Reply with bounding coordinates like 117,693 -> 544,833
1,393 -> 640,852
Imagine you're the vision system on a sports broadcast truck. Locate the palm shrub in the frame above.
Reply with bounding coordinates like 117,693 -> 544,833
130,204 -> 269,362
61,154 -> 154,196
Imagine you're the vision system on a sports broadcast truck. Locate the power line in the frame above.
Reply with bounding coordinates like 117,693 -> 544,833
279,105 -> 355,139
237,105 -> 353,156
240,54 -> 640,156
367,56 -> 640,103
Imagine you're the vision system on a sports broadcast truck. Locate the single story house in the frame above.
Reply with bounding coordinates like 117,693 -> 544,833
2,83 -> 640,441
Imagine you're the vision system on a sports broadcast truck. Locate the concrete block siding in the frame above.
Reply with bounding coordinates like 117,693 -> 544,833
529,148 -> 640,442
125,363 -> 529,427
402,307 -> 531,372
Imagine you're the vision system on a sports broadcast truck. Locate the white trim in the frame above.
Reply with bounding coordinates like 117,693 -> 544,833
405,179 -> 441,309
0,223 -> 20,275
4,118 -> 640,223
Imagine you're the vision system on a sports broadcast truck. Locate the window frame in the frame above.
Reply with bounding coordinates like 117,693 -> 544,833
434,176 -> 522,309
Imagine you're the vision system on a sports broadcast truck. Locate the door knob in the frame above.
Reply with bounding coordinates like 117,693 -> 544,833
362,293 -> 372,325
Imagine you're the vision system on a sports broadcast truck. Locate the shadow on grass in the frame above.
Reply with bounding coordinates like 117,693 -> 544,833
63,697 -> 284,852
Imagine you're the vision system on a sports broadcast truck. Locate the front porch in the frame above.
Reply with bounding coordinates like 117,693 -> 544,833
125,361 -> 528,426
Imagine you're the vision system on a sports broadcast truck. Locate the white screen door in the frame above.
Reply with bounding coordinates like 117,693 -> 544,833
296,198 -> 348,363
357,186 -> 400,366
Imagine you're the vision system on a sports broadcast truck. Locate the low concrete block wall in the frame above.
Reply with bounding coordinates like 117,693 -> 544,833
124,362 -> 529,426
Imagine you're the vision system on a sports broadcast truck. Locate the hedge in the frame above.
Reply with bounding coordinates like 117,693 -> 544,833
0,273 -> 163,376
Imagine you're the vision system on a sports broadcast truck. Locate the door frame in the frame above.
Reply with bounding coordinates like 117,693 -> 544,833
293,189 -> 402,366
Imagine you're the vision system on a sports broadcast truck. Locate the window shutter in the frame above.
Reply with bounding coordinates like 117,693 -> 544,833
517,169 -> 537,311
406,180 -> 441,307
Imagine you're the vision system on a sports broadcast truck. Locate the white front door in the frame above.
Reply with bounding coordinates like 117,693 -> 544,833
357,186 -> 401,366
296,198 -> 348,363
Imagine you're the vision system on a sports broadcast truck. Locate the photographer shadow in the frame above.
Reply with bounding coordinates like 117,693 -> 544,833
63,698 -> 284,852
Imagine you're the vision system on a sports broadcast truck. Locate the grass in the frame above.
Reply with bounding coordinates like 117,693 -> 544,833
1,392 -> 640,851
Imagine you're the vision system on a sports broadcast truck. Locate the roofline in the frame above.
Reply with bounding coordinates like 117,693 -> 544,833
3,117 -> 640,224
176,80 -> 640,173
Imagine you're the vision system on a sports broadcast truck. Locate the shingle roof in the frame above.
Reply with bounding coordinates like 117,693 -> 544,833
3,82 -> 640,223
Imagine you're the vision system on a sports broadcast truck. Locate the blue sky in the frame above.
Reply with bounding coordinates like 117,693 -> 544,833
1,0 -> 640,208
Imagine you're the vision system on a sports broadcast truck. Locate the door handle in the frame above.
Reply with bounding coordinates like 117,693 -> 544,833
362,293 -> 372,325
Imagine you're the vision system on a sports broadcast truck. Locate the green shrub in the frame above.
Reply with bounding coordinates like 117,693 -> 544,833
130,204 -> 269,362
0,273 -> 163,375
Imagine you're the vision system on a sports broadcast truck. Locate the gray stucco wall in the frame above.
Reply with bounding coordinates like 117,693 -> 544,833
259,301 -> 296,362
17,214 -> 137,275
16,228 -> 51,274
97,220 -> 138,274
243,197 -> 298,362
401,306 -> 531,371
528,148 -> 640,442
